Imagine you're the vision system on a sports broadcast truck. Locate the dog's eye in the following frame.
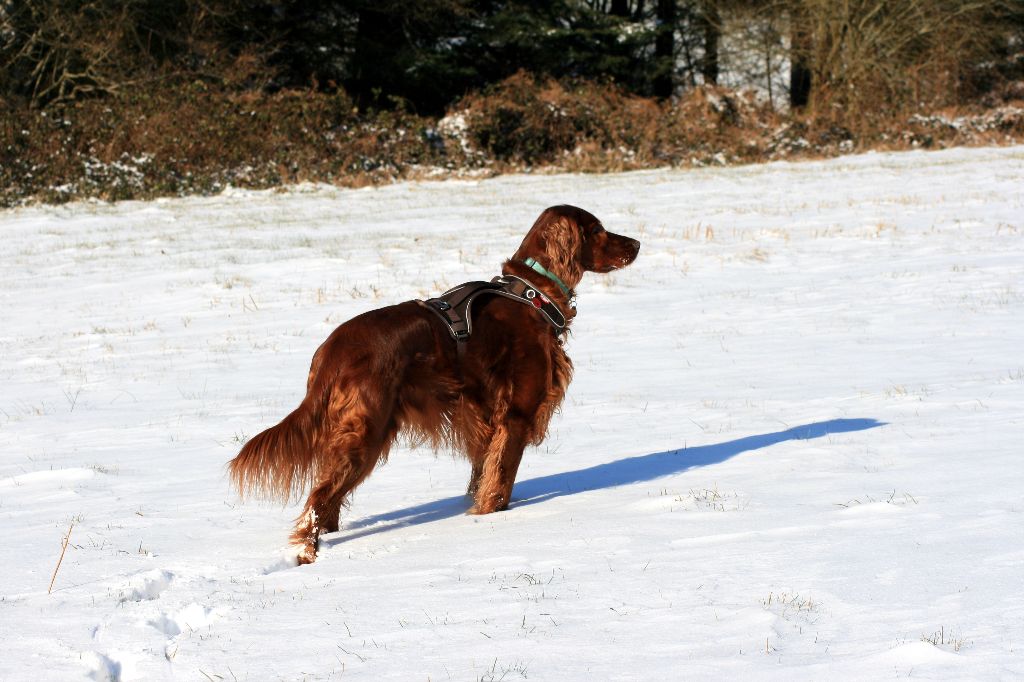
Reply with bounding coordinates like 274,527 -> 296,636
590,225 -> 604,236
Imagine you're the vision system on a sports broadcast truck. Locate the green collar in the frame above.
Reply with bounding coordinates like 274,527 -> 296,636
523,257 -> 572,297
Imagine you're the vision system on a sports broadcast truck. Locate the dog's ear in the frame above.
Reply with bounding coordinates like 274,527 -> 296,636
538,212 -> 585,286
514,207 -> 586,288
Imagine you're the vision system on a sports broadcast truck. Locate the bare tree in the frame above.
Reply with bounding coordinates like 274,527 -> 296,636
0,0 -> 232,107
792,0 -> 1020,117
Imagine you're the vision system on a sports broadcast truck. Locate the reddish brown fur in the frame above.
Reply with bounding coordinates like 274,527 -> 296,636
228,205 -> 640,564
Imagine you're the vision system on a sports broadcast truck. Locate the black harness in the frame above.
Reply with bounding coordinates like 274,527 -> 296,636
418,275 -> 567,342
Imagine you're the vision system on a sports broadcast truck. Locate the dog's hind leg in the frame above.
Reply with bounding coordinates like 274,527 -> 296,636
289,447 -> 381,564
289,410 -> 397,564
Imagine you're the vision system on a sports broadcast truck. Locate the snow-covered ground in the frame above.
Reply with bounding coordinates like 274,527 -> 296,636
2,146 -> 1022,681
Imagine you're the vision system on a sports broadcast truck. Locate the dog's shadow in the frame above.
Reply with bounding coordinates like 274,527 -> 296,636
322,418 -> 884,548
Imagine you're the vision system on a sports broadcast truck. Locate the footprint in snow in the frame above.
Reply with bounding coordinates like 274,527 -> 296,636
81,650 -> 123,682
149,603 -> 224,661
148,602 -> 222,637
119,569 -> 174,602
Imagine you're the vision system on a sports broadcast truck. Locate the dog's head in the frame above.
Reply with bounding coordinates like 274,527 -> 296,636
510,205 -> 640,291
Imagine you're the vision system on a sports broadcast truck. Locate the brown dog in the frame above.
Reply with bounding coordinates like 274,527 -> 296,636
229,205 -> 640,563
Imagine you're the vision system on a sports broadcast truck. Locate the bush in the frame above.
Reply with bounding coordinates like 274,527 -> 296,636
2,72 -> 1023,208
458,72 -> 779,168
0,87 -> 478,206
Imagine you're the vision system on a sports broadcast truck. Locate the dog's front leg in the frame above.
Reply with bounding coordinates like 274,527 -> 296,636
469,414 -> 528,514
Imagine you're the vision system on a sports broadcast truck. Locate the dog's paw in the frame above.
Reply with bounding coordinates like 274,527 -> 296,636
467,494 -> 508,515
293,540 -> 318,565
290,509 -> 320,564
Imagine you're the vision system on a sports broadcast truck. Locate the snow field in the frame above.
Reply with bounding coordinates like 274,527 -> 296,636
1,146 -> 1023,680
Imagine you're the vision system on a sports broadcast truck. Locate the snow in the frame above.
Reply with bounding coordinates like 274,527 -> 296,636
2,146 -> 1023,680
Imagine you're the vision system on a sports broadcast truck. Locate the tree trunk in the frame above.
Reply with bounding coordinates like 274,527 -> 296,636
633,0 -> 646,22
700,1 -> 720,85
790,4 -> 812,109
654,0 -> 676,98
349,4 -> 408,105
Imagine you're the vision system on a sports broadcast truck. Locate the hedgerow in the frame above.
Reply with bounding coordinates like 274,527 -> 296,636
2,73 -> 1022,207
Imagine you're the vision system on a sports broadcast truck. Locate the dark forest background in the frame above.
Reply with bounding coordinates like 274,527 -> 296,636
3,1 -> 1023,205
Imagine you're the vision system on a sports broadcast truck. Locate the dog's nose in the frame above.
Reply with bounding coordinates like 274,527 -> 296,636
616,237 -> 640,267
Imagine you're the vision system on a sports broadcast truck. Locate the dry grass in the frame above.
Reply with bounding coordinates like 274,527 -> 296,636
921,625 -> 969,652
47,517 -> 78,594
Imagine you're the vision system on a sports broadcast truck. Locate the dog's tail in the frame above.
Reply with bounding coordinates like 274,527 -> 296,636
228,389 -> 327,502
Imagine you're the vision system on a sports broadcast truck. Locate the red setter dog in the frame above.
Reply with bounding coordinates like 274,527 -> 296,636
229,205 -> 640,564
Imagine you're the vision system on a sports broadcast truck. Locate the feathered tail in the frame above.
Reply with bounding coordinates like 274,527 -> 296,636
228,390 -> 326,502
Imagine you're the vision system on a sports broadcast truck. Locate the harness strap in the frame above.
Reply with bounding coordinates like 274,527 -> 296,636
498,275 -> 567,330
417,275 -> 566,343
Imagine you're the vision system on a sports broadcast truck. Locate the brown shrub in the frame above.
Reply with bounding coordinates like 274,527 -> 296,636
458,72 -> 662,166
1,86 -> 477,206
2,73 -> 1022,208
458,73 -> 786,169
